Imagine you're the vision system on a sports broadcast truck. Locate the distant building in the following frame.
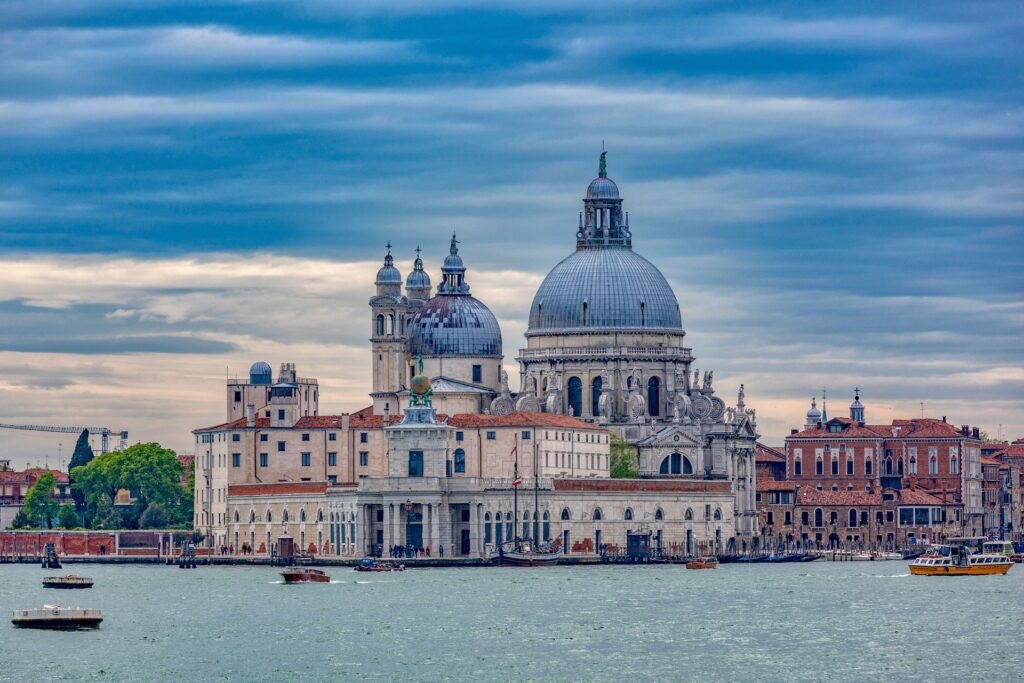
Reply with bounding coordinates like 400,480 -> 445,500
1,468 -> 72,529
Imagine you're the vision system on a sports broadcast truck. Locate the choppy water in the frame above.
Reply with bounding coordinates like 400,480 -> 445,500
1,562 -> 1022,682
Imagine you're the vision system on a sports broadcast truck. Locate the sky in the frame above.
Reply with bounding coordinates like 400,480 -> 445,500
1,1 -> 1022,467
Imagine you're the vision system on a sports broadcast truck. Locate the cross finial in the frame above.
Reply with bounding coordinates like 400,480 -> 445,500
415,245 -> 421,258
385,241 -> 392,255
854,386 -> 860,399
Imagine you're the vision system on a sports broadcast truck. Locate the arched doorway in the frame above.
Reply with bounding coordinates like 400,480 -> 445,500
647,377 -> 660,417
567,377 -> 582,417
591,376 -> 602,416
406,509 -> 423,549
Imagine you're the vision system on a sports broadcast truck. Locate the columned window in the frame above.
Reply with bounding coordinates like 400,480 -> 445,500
647,377 -> 660,417
567,377 -> 583,418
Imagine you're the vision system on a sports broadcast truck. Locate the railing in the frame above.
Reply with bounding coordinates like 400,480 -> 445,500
518,346 -> 692,360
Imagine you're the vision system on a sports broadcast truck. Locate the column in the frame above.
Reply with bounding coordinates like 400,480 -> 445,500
382,503 -> 391,552
431,503 -> 441,554
469,503 -> 479,557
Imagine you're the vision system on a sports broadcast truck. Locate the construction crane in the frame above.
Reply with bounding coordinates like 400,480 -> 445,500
0,424 -> 128,454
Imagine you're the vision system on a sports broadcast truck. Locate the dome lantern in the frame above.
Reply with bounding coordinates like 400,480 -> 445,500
375,242 -> 402,287
578,150 -> 630,249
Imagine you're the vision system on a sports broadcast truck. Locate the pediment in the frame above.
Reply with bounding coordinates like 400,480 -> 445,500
637,425 -> 702,449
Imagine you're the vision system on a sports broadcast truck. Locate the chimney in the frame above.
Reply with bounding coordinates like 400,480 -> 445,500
790,429 -> 798,435
246,404 -> 255,428
942,416 -> 946,423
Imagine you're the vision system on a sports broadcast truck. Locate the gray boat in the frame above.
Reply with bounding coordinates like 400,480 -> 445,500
12,605 -> 102,629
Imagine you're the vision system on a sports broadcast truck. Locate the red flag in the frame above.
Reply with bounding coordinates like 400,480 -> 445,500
512,477 -> 522,487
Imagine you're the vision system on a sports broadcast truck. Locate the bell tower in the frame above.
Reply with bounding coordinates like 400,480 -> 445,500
370,243 -> 408,414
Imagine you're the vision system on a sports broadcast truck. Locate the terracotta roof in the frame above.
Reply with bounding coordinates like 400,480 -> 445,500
757,479 -> 796,492
553,479 -> 731,493
755,443 -> 786,463
176,454 -> 195,468
788,417 -> 971,440
448,411 -> 604,431
228,482 -> 327,497
797,487 -> 944,506
0,468 -> 69,484
980,455 -> 1002,466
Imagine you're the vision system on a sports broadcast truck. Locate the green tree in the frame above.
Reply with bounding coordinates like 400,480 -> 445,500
72,442 -> 187,529
21,472 -> 60,529
610,434 -> 639,479
8,509 -> 31,530
91,493 -> 123,530
68,429 -> 94,511
138,502 -> 169,529
978,431 -> 1004,445
57,504 -> 79,529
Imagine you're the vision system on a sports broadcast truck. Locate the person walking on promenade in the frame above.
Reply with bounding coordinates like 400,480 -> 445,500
439,544 -> 444,558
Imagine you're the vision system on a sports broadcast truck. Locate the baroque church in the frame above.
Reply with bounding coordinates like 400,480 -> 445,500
365,153 -> 759,538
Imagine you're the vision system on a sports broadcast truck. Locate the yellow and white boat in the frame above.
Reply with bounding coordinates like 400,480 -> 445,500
909,545 -> 1013,576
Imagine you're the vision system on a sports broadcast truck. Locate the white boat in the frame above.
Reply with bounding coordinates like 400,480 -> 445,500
12,605 -> 102,629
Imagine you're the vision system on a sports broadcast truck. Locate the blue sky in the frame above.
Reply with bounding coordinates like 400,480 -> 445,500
1,1 -> 1022,465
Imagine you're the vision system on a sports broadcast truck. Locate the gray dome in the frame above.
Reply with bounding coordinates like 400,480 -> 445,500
528,247 -> 682,333
409,295 -> 502,357
249,361 -> 272,385
376,264 -> 401,284
406,268 -> 431,289
587,176 -> 619,199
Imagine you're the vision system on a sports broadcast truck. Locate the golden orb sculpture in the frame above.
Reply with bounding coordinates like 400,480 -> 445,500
409,374 -> 431,396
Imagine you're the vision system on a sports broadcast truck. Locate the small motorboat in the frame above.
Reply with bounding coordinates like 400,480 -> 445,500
42,575 -> 94,589
685,557 -> 718,570
280,567 -> 330,583
12,605 -> 102,629
354,560 -> 405,572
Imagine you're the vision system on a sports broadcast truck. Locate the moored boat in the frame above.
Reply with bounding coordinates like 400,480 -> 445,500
489,543 -> 562,567
12,605 -> 102,629
354,560 -> 405,572
280,567 -> 330,583
42,575 -> 94,589
686,557 -> 718,569
909,545 -> 1012,576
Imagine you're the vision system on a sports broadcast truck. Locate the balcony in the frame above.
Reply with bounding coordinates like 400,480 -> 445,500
518,346 -> 693,362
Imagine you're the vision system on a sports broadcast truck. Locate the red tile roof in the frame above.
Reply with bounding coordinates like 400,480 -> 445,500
448,411 -> 604,431
0,468 -> 69,484
788,417 -> 970,440
797,487 -> 944,506
755,443 -> 786,463
553,479 -> 731,493
757,479 -> 796,492
228,482 -> 327,497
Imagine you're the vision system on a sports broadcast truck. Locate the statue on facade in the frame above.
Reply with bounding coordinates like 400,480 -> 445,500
408,354 -> 432,408
702,370 -> 714,394
488,368 -> 514,416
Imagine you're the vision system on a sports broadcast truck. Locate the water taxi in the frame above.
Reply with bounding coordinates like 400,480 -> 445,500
909,545 -> 1013,576
12,606 -> 102,629
685,557 -> 718,570
280,567 -> 330,583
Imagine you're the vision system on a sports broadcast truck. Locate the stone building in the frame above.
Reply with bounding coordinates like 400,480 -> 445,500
194,153 -> 760,555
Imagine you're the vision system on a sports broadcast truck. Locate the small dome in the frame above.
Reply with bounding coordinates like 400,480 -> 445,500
587,176 -> 619,199
806,397 -> 821,422
409,295 -> 502,357
375,244 -> 402,284
249,361 -> 272,385
443,251 -> 464,271
406,247 -> 431,289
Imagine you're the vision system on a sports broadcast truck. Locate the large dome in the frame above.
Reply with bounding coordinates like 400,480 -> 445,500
409,295 -> 502,357
528,247 -> 682,333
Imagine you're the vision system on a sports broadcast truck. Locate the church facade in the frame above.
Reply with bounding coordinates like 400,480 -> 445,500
193,153 -> 760,557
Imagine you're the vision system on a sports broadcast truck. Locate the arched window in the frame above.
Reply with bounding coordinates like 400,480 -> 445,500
897,458 -> 904,476
814,508 -> 823,527
591,376 -> 602,416
375,314 -> 384,336
909,456 -> 917,475
660,452 -> 690,475
849,508 -> 857,527
484,513 -> 492,544
317,509 -> 323,523
865,457 -> 873,476
794,456 -> 802,476
282,509 -> 289,524
567,377 -> 582,418
385,314 -> 394,335
542,511 -> 550,541
299,509 -> 306,523
454,448 -> 466,473
713,508 -> 722,521
682,456 -> 693,475
505,511 -> 513,541
816,456 -> 824,475
950,455 -> 958,474
801,511 -> 809,526
684,508 -> 693,521
593,508 -> 602,521
831,456 -> 839,476
655,508 -> 664,521
266,510 -> 272,523
233,510 -> 239,523
647,377 -> 660,417
885,457 -> 893,475
495,511 -> 503,545
624,508 -> 633,521
561,508 -> 571,521
929,455 -> 937,475
249,509 -> 256,523
523,511 -> 530,538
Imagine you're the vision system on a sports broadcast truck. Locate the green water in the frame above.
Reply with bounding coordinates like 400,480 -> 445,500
1,562 -> 1021,682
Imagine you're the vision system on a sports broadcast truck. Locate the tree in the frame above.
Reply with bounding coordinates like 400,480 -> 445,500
8,509 -> 31,530
71,442 -> 188,529
91,493 -> 123,530
68,429 -> 94,512
22,472 -> 60,529
139,502 -> 169,529
610,434 -> 639,479
978,431 -> 1004,445
57,504 -> 79,529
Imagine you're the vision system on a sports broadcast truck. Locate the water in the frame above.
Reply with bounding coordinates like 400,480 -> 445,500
1,562 -> 1022,682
